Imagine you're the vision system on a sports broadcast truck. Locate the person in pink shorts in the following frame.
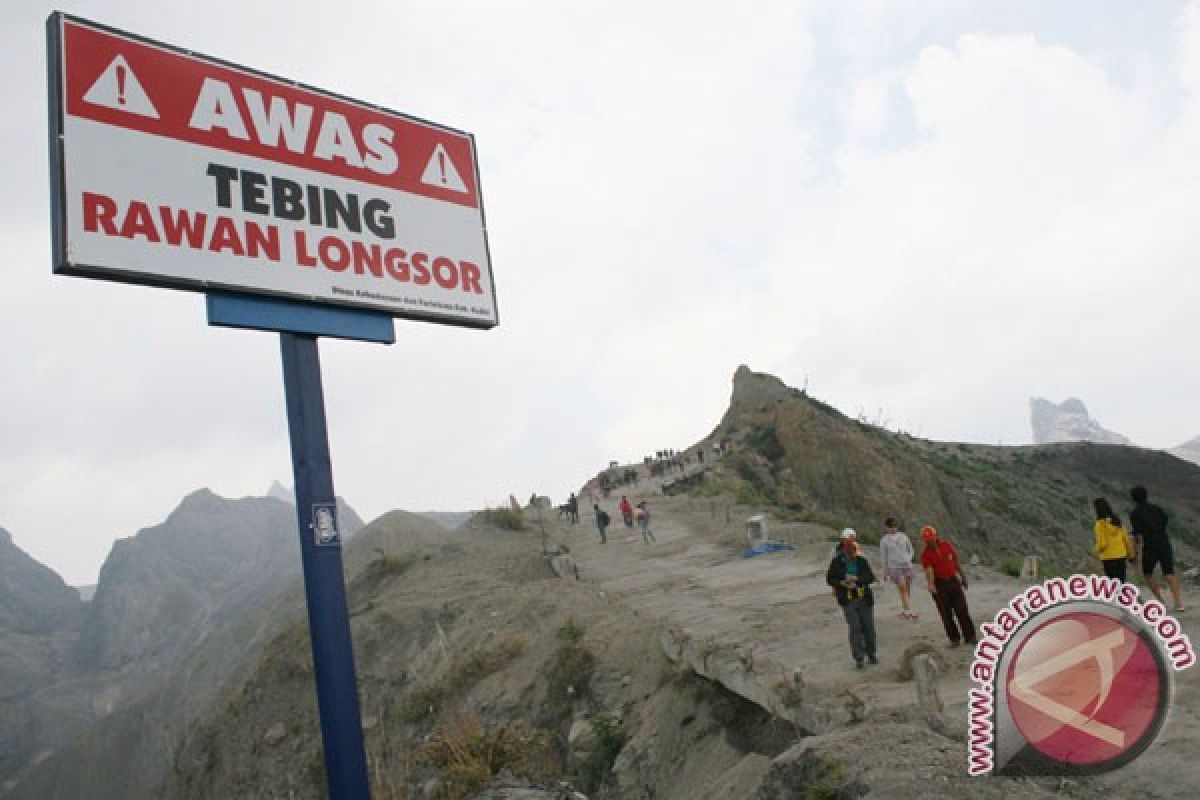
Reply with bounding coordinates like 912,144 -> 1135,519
880,517 -> 918,620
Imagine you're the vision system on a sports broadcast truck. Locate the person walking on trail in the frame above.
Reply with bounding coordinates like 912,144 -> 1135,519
1131,486 -> 1185,612
826,528 -> 879,669
619,496 -> 634,528
1092,497 -> 1134,583
567,492 -> 580,524
880,517 -> 918,621
592,504 -> 610,544
920,526 -> 976,647
635,501 -> 655,544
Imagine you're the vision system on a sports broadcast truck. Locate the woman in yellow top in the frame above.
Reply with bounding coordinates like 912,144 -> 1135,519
1093,497 -> 1133,582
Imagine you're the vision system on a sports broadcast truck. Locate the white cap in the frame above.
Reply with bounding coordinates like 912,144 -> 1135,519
840,528 -> 857,540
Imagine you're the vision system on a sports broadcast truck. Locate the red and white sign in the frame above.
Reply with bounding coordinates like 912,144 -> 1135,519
48,14 -> 497,328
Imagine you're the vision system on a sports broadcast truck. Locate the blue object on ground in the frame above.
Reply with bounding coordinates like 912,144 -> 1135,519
741,542 -> 796,558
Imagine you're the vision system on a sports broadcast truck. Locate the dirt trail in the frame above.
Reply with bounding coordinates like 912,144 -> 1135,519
541,473 -> 1200,797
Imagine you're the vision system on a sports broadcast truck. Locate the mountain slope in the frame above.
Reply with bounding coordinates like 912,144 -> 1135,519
696,367 -> 1199,570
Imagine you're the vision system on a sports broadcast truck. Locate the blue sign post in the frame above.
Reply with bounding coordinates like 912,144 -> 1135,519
280,331 -> 370,799
209,295 -> 395,800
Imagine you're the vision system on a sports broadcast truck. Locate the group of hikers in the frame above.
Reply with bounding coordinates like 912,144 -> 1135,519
563,490 -> 655,545
590,495 -> 655,544
828,484 -> 1183,669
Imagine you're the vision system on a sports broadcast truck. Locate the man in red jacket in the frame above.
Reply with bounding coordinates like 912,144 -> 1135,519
920,525 -> 976,647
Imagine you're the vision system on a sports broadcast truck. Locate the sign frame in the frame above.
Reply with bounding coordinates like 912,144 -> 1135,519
46,12 -> 499,331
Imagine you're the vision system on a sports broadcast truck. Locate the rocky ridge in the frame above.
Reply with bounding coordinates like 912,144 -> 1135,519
0,489 -> 363,794
1030,396 -> 1199,466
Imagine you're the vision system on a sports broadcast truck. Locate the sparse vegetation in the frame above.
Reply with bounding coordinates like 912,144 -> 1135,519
999,557 -> 1021,578
580,712 -> 626,794
422,715 -> 556,800
401,636 -> 528,721
557,617 -> 584,644
542,622 -> 596,729
747,425 -> 786,462
475,506 -> 527,531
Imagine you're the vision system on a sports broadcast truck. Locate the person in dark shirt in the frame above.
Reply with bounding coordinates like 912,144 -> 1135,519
826,528 -> 879,669
1130,486 -> 1184,612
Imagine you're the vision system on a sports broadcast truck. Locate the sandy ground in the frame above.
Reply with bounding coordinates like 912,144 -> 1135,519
539,471 -> 1200,798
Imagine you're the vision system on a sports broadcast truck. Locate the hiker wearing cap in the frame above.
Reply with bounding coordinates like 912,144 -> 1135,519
826,528 -> 879,669
920,526 -> 976,647
880,518 -> 918,621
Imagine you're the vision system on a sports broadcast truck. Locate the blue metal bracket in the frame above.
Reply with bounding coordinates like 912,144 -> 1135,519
206,292 -> 395,344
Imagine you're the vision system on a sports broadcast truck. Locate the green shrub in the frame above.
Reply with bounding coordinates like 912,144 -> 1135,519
581,712 -> 627,793
557,618 -> 584,644
998,557 -> 1021,578
747,425 -> 786,462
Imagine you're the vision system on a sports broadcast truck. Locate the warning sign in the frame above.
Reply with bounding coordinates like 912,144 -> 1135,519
420,144 -> 468,193
82,55 -> 159,118
47,13 -> 497,329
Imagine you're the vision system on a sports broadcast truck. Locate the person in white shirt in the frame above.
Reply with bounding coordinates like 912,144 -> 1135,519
880,517 -> 918,620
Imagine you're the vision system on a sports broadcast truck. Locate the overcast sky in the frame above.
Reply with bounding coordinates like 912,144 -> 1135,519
3,1 -> 1198,585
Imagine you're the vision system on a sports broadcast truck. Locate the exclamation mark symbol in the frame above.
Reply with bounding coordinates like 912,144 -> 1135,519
116,63 -> 127,106
438,150 -> 447,186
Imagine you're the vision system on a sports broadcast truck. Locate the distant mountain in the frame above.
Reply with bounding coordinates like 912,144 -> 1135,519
5,510 -> 448,800
0,528 -> 82,636
1029,397 -> 1133,446
0,488 -> 363,792
1030,396 -> 1199,467
415,510 -> 472,530
266,480 -> 294,504
1171,436 -> 1200,467
0,529 -> 84,784
75,488 -> 363,674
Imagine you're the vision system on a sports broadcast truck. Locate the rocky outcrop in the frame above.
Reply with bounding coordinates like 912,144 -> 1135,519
1171,435 -> 1200,467
1029,397 -> 1133,446
0,528 -> 83,636
75,489 -> 363,673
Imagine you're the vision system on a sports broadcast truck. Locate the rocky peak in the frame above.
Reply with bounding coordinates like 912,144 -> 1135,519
266,481 -> 294,504
1170,435 -> 1200,467
1029,397 -> 1133,446
0,527 -> 83,635
727,365 -> 803,417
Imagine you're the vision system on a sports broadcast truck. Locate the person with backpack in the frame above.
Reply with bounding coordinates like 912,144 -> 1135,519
619,496 -> 634,527
826,528 -> 879,669
1092,497 -> 1133,582
592,503 -> 610,544
567,492 -> 580,524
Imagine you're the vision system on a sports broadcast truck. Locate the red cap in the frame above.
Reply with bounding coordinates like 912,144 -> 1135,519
921,525 -> 938,540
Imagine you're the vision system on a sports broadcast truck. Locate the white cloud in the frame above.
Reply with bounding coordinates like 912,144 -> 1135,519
2,1 -> 1197,583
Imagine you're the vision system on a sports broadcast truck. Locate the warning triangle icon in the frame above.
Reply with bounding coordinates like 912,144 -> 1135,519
83,55 -> 159,119
420,143 -> 468,193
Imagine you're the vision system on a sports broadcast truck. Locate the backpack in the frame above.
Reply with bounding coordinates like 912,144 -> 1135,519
599,510 -> 611,527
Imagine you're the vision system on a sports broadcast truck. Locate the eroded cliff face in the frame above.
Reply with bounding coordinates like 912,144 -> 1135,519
703,368 -> 1199,565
